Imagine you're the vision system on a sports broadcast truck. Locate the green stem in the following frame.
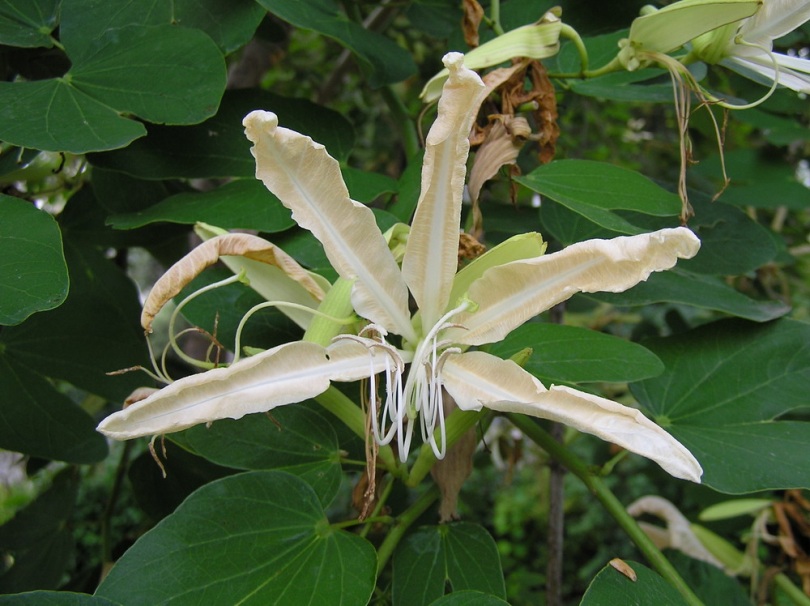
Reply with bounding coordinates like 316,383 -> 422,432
507,414 -> 705,606
315,386 -> 402,479
560,23 -> 588,73
376,485 -> 440,575
379,85 -> 420,160
332,515 -> 394,530
774,572 -> 810,606
548,55 -> 624,80
488,0 -> 505,36
407,409 -> 487,487
100,442 -> 133,573
303,277 -> 356,346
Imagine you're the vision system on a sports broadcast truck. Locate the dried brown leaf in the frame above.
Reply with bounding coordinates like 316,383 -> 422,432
462,0 -> 485,48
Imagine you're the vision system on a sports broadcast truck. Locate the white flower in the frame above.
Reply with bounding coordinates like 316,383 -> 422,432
693,0 -> 810,93
97,53 -> 704,483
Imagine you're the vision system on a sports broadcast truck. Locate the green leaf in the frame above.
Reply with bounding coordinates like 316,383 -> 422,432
109,179 -> 295,232
0,0 -> 59,48
0,238 -> 149,401
0,592 -> 119,605
668,551 -> 750,606
89,89 -> 356,178
128,441 -> 235,521
694,149 -> 810,210
681,194 -> 778,276
488,323 -> 664,384
0,356 -> 107,463
184,405 -> 343,507
392,523 -> 506,606
96,471 -> 376,606
256,0 -> 416,87
342,167 -> 398,204
0,469 -> 79,592
589,269 -> 791,323
0,22 -> 226,152
517,160 -> 681,234
0,79 -> 147,154
60,0 -> 265,54
175,266 -> 302,353
632,318 -> 810,493
429,592 -> 510,606
570,69 -> 677,102
0,195 -> 68,325
580,560 -> 688,605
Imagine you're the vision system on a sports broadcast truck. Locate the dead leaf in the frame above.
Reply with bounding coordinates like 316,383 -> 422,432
462,0 -> 485,48
609,558 -> 638,581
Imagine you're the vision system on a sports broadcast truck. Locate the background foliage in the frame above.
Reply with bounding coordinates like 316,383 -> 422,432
1,0 -> 809,604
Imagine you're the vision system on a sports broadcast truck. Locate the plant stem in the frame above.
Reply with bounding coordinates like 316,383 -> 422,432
560,23 -> 588,73
375,485 -> 440,575
775,572 -> 810,606
507,414 -> 705,606
315,386 -> 402,479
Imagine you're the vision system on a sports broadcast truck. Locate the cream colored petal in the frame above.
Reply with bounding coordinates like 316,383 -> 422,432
448,227 -> 700,346
420,19 -> 562,103
140,232 -> 326,332
401,53 -> 487,332
243,110 -> 415,342
441,351 -> 703,482
738,0 -> 810,42
97,339 -> 380,440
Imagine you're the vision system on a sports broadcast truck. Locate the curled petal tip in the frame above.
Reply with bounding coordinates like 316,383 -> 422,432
243,110 -> 279,142
442,51 -> 465,70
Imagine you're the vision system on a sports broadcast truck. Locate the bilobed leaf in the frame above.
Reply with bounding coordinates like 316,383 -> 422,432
69,25 -> 225,125
516,160 -> 682,234
109,179 -> 294,232
0,357 -> 107,463
580,560 -> 688,605
60,0 -> 265,54
0,0 -> 59,47
256,0 -> 416,87
0,195 -> 68,325
633,318 -> 810,493
488,323 -> 664,384
590,268 -> 790,322
184,405 -> 343,506
0,80 -> 147,153
392,523 -> 506,606
89,89 -> 356,178
0,21 -> 226,152
0,238 -> 149,401
95,471 -> 376,606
